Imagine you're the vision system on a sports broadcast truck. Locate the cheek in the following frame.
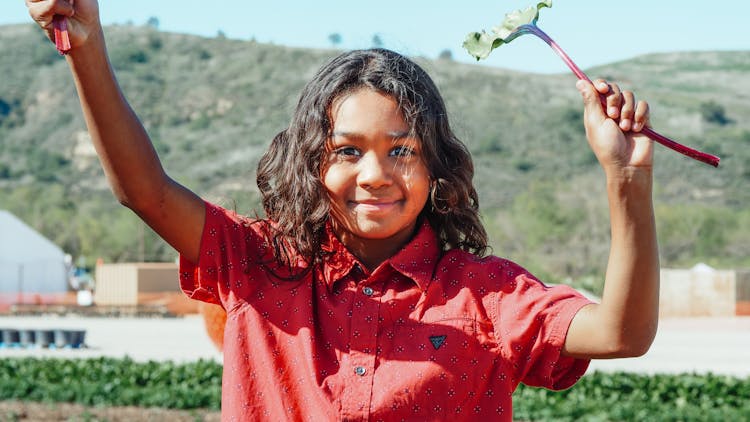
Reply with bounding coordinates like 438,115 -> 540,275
322,166 -> 349,202
416,182 -> 431,208
404,170 -> 431,206
322,170 -> 347,224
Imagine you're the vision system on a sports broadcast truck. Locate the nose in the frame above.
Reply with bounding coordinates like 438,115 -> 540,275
357,151 -> 393,189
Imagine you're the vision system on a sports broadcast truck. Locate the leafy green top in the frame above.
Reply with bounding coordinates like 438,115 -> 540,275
462,0 -> 552,60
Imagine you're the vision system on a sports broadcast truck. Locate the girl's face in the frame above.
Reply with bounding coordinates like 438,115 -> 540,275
322,88 -> 431,266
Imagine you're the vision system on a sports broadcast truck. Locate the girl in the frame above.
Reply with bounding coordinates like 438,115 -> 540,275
26,1 -> 659,420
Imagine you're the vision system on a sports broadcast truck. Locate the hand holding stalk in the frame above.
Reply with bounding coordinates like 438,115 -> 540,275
463,1 -> 720,167
53,15 -> 71,55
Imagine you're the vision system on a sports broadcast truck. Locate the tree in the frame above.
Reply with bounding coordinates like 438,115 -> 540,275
146,16 -> 160,30
438,49 -> 453,61
700,100 -> 731,125
0,98 -> 11,117
328,33 -> 342,47
372,34 -> 384,48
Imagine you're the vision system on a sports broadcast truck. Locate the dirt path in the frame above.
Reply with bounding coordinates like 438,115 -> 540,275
0,314 -> 221,363
0,400 -> 220,422
588,316 -> 750,376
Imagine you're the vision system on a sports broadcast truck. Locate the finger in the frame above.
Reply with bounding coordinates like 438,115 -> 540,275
603,81 -> 622,119
27,0 -> 75,29
632,100 -> 650,132
619,91 -> 635,131
27,0 -> 75,13
593,78 -> 610,94
576,79 -> 606,125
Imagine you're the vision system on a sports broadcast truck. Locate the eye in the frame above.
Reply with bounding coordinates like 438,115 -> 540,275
335,146 -> 361,157
390,145 -> 416,157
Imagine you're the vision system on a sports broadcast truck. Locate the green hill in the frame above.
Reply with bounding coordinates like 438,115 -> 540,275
1,23 -> 748,292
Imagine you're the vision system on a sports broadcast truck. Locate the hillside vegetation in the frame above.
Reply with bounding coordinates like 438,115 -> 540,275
1,23 -> 748,292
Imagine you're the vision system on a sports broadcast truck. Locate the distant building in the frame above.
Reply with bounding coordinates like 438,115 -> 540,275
660,264 -> 750,317
95,262 -> 199,315
0,210 -> 68,309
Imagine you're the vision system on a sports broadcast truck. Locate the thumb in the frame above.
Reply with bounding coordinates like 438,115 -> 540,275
576,79 -> 606,125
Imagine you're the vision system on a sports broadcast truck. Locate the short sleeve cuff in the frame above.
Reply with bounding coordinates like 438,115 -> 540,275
178,201 -> 223,306
541,294 -> 592,390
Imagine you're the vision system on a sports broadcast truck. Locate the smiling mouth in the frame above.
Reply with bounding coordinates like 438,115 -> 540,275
350,200 -> 400,213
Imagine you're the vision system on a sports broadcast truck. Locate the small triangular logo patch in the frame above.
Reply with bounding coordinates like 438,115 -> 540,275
429,335 -> 447,350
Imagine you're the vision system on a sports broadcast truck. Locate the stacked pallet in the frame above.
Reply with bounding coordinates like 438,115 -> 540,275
0,327 -> 86,349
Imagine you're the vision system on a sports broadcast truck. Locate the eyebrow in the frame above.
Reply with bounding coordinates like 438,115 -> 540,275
331,130 -> 414,140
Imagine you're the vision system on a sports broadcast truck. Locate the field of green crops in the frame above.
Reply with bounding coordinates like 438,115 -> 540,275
1,357 -> 748,420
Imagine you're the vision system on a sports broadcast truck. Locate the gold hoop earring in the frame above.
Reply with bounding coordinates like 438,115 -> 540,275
429,178 -> 450,214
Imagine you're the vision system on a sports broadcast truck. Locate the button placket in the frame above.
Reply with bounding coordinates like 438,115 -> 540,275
350,285 -> 379,354
341,281 -> 382,418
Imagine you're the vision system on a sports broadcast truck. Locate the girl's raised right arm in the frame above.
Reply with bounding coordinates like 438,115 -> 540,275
26,0 -> 205,263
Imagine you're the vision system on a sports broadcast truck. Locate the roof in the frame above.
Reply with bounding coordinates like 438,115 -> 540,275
0,210 -> 65,263
0,210 -> 67,293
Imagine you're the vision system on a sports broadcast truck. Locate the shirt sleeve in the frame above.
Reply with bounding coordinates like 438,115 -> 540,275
496,264 -> 593,390
178,201 -> 269,309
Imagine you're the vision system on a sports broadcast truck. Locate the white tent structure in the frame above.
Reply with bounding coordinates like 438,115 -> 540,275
0,210 -> 68,296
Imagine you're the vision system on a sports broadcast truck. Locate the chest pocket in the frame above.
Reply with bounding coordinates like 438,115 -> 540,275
372,318 -> 500,418
392,317 -> 494,360
402,318 -> 472,355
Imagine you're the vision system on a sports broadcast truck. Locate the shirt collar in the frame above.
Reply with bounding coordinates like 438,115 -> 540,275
319,219 -> 441,292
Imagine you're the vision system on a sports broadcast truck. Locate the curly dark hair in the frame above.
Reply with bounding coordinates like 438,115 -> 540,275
256,48 -> 487,268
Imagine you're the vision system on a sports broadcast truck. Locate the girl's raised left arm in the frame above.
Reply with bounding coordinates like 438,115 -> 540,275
562,79 -> 659,359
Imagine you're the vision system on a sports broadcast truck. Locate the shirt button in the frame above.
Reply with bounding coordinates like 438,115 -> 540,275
362,286 -> 374,296
354,366 -> 367,376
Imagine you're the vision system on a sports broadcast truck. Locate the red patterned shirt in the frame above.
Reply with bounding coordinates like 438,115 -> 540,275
180,202 -> 592,421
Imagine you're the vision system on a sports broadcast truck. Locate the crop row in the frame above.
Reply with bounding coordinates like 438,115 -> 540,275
0,357 -> 748,420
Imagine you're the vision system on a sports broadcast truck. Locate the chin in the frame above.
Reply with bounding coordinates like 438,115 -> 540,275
353,220 -> 414,240
351,227 -> 400,240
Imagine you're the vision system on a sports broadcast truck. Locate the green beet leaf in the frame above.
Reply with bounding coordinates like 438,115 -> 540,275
463,0 -> 552,60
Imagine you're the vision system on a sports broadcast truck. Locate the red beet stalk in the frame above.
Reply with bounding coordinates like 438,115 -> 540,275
512,24 -> 721,167
53,15 -> 71,55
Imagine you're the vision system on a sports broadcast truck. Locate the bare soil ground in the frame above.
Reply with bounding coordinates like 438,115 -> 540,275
0,400 -> 220,422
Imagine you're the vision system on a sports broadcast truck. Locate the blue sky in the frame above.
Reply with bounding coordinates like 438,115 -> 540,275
2,1 -> 748,73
